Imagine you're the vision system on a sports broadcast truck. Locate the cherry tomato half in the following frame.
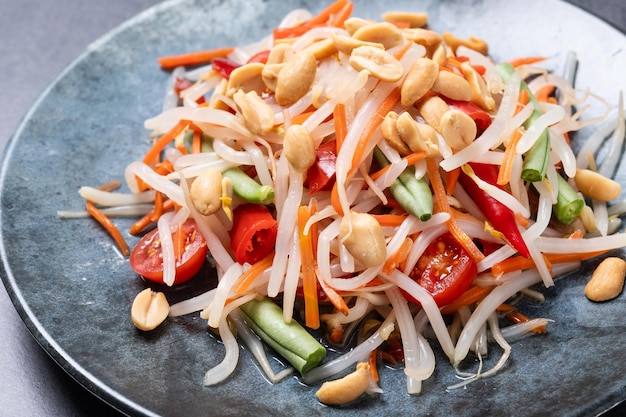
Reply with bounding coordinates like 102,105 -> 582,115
405,232 -> 477,307
130,219 -> 208,285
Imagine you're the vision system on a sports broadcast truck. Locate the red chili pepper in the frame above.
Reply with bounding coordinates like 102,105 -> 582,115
211,57 -> 241,79
246,50 -> 271,64
458,162 -> 530,258
173,78 -> 205,104
305,140 -> 337,194
443,97 -> 492,132
230,204 -> 278,264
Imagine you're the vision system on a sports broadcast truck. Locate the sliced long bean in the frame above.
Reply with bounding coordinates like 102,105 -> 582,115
222,167 -> 274,204
554,174 -> 584,224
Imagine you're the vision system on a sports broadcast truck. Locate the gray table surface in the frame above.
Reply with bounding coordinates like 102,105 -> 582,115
0,1 -> 624,416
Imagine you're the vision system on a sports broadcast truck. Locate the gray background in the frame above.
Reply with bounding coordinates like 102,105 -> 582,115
0,0 -> 624,416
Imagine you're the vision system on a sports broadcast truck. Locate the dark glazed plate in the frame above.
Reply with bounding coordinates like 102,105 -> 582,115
1,0 -> 625,416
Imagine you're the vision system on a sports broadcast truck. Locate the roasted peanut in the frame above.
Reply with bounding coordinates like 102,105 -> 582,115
233,89 -> 275,135
190,167 -> 223,216
332,34 -> 384,56
208,78 -> 229,110
283,124 -> 316,172
352,22 -> 404,50
431,43 -> 449,67
439,109 -> 477,151
460,62 -> 495,111
431,70 -> 472,102
349,46 -> 404,82
315,362 -> 371,406
396,111 -> 439,157
382,11 -> 428,28
578,204 -> 598,233
275,51 -> 317,107
339,211 -> 386,268
574,168 -> 622,202
442,31 -> 488,55
302,38 -> 337,60
585,257 -> 626,302
381,111 -> 411,155
131,288 -> 170,331
262,43 -> 294,92
400,57 -> 438,107
344,17 -> 373,36
226,62 -> 266,96
417,95 -> 449,131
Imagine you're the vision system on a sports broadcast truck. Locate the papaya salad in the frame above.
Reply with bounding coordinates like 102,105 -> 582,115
66,0 -> 626,405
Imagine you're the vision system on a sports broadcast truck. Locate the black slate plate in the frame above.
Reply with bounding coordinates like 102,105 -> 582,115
1,0 -> 625,416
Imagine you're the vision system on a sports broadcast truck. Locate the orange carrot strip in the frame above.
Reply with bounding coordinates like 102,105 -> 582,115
150,191 -> 164,222
192,129 -> 202,154
426,157 -> 484,262
143,120 -> 189,165
330,182 -> 343,216
505,311 -> 547,334
369,349 -> 380,383
233,252 -> 274,295
85,200 -> 130,257
440,285 -> 495,314
316,267 -> 350,315
330,1 -> 354,27
158,47 -> 235,70
369,151 -> 427,181
307,0 -> 348,26
273,0 -> 348,40
349,87 -> 401,177
491,250 -> 608,276
497,128 -> 523,186
372,214 -> 408,227
290,110 -> 316,126
309,198 -> 319,255
514,211 -> 530,228
130,199 -> 176,235
393,41 -> 413,60
333,103 -> 348,153
515,89 -> 530,115
445,167 -> 461,195
298,205 -> 320,330
173,221 -> 185,262
535,84 -> 556,103
383,237 -> 412,274
508,56 -> 547,68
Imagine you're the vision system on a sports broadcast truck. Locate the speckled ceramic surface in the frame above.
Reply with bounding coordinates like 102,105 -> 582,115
1,0 -> 625,416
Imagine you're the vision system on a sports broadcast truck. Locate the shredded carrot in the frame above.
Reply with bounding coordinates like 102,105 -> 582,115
440,285 -> 495,314
426,157 -> 485,262
316,266 -> 350,315
568,229 -> 584,239
369,349 -> 380,382
392,40 -> 413,60
383,237 -> 412,274
273,0 -> 348,40
535,84 -> 556,103
372,214 -> 408,227
505,311 -> 547,334
143,119 -> 189,165
514,212 -> 530,228
369,151 -> 427,181
333,103 -> 348,153
491,250 -> 608,276
330,1 -> 354,27
130,199 -> 176,235
173,221 -> 185,262
155,158 -> 175,176
306,0 -> 348,26
298,205 -> 320,329
150,191 -> 164,222
445,167 -> 461,195
290,110 -> 316,126
309,198 -> 319,255
515,89 -> 530,115
330,182 -> 343,216
507,56 -> 547,68
233,252 -> 274,295
85,198 -> 130,257
192,128 -> 202,154
497,128 -> 523,186
349,87 -> 401,177
158,46 -> 235,70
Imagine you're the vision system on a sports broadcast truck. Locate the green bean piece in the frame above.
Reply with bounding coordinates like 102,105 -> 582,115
496,63 -> 550,182
554,174 -> 584,225
373,147 -> 433,221
239,298 -> 326,374
222,167 -> 274,205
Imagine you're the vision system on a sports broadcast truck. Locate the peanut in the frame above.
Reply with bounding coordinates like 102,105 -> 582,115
381,111 -> 411,155
131,288 -> 170,331
344,17 -> 373,36
226,62 -> 266,97
578,204 -> 598,233
262,43 -> 294,92
339,211 -> 386,268
352,21 -> 404,50
332,34 -> 384,56
439,109 -> 477,151
233,89 -> 275,135
283,124 -> 316,172
275,51 -> 317,107
417,95 -> 449,131
585,257 -> 626,302
431,70 -> 472,102
460,62 -> 495,111
400,57 -> 438,107
190,167 -> 223,216
442,31 -> 488,55
574,168 -> 622,202
349,46 -> 404,82
302,37 -> 337,60
401,28 -> 442,50
396,111 -> 440,157
315,362 -> 371,406
381,11 -> 428,28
